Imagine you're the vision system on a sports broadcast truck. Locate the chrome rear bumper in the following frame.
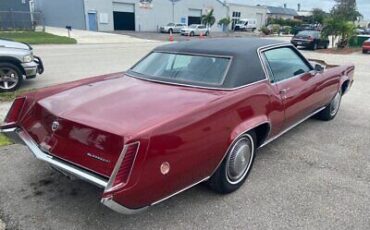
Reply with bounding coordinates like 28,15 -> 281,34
0,127 -> 146,215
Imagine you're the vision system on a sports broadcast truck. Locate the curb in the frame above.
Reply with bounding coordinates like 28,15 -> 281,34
0,218 -> 5,230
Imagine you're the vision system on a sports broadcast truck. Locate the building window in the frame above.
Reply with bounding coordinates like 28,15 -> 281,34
22,0 -> 26,4
232,11 -> 241,29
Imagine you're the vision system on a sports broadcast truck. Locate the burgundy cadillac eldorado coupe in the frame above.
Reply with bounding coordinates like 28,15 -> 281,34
1,38 -> 354,214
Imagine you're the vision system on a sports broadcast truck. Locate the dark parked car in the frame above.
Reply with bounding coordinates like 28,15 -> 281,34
291,30 -> 329,50
1,38 -> 354,214
0,39 -> 44,92
362,38 -> 370,53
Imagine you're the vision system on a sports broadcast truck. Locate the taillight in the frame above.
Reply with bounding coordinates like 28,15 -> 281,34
106,142 -> 140,192
4,97 -> 26,124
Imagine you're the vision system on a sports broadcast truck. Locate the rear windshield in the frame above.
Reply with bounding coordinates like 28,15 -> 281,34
129,52 -> 231,86
297,30 -> 318,36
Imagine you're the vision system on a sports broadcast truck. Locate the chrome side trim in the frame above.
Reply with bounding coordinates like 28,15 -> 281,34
151,176 -> 210,206
101,196 -> 148,215
1,127 -> 22,144
259,107 -> 325,148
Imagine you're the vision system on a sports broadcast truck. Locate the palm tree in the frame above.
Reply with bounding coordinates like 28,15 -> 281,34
201,9 -> 216,29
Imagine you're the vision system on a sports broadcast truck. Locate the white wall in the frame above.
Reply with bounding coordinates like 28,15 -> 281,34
83,0 -> 228,32
228,4 -> 268,29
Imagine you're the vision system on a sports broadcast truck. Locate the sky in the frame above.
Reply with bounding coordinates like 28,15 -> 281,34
228,0 -> 370,20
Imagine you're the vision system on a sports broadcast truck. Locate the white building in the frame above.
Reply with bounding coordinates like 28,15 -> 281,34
36,0 -> 229,32
224,1 -> 268,30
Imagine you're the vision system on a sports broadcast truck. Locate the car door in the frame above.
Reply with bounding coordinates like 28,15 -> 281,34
262,46 -> 318,129
174,24 -> 182,33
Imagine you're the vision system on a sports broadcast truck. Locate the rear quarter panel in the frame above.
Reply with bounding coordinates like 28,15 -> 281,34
112,81 -> 285,209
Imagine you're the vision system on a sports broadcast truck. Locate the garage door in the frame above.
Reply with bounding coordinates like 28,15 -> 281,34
188,9 -> 202,26
113,3 -> 135,31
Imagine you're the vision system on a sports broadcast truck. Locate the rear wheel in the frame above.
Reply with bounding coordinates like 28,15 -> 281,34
205,31 -> 209,36
190,31 -> 195,37
208,131 -> 256,194
363,49 -> 367,54
316,90 -> 342,121
168,28 -> 173,34
0,63 -> 23,92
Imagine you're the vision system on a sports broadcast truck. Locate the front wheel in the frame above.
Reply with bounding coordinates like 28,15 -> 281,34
205,31 -> 209,36
0,63 -> 23,92
190,31 -> 195,37
316,90 -> 342,121
311,42 -> 318,50
208,131 -> 256,194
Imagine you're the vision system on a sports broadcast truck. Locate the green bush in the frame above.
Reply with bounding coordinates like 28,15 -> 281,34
260,26 -> 270,35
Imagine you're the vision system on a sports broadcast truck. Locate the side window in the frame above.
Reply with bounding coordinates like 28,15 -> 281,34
263,47 -> 311,83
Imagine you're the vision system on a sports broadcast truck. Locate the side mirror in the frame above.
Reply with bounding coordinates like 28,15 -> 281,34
314,64 -> 324,73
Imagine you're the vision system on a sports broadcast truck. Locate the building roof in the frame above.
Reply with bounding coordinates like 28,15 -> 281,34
151,38 -> 288,89
297,11 -> 313,17
266,6 -> 298,16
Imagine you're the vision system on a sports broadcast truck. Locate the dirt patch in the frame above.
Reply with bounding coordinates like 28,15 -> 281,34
316,47 -> 361,54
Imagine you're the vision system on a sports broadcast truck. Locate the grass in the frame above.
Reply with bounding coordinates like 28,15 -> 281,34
0,31 -> 77,44
0,88 -> 35,102
0,134 -> 12,147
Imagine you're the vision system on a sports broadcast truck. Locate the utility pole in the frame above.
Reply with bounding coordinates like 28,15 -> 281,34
169,0 -> 180,23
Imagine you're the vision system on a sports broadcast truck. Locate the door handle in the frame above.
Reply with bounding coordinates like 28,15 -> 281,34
280,88 -> 289,99
280,88 -> 289,94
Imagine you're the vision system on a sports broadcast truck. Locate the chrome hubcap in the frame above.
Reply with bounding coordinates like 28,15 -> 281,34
0,68 -> 19,90
330,92 -> 341,116
226,134 -> 254,184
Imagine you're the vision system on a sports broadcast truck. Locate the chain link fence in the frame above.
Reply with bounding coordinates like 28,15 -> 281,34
0,11 -> 44,31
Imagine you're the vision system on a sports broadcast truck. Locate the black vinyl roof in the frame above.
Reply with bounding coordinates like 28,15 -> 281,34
152,38 -> 287,89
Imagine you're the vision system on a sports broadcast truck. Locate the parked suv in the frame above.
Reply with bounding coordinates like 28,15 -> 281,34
0,39 -> 44,92
181,24 -> 209,36
160,23 -> 187,33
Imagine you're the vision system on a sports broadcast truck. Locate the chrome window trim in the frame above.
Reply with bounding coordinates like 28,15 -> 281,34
257,43 -> 314,84
129,51 -> 233,87
126,72 -> 268,91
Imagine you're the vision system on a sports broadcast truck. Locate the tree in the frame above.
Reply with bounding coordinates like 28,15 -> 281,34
331,0 -> 362,22
201,9 -> 216,28
322,16 -> 356,48
311,8 -> 328,24
218,17 -> 231,32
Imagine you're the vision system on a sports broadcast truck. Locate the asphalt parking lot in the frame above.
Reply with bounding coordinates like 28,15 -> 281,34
0,40 -> 369,229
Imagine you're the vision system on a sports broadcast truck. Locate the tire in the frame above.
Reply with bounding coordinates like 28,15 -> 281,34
363,49 -> 367,54
0,63 -> 23,92
190,31 -> 195,37
311,42 -> 318,50
205,31 -> 209,36
208,131 -> 257,194
316,90 -> 342,121
168,29 -> 173,34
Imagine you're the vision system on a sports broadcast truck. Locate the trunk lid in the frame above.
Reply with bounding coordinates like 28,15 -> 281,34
21,75 -> 224,177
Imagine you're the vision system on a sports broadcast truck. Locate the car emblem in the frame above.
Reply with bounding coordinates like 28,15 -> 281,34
51,121 -> 60,132
86,153 -> 111,163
